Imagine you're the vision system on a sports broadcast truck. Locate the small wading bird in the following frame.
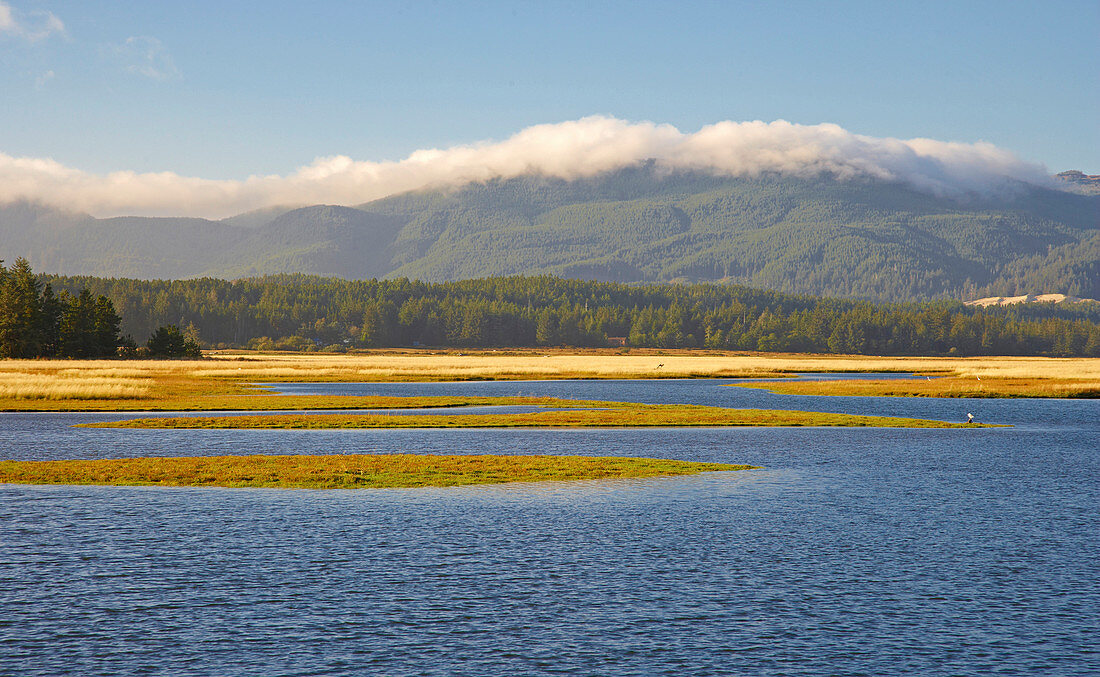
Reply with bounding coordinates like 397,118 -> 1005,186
967,413 -> 975,424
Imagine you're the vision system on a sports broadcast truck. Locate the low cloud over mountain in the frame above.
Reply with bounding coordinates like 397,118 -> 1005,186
0,117 -> 1057,218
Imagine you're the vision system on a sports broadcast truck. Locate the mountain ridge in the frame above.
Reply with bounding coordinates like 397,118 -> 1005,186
1,168 -> 1096,301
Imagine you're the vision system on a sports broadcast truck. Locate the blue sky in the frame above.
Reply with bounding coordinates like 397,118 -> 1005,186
1,1 -> 1096,197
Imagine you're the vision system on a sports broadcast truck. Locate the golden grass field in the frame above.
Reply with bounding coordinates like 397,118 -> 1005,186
0,351 -> 1097,410
1,350 -> 1098,409
170,350 -> 1100,382
0,454 -> 756,489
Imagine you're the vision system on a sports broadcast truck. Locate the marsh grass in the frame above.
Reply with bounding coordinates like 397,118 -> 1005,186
0,454 -> 756,489
0,374 -> 152,400
193,352 -> 1100,382
1,352 -> 1095,410
85,401 -> 987,430
738,376 -> 1100,399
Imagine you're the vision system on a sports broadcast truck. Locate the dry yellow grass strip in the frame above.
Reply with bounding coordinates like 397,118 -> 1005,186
737,376 -> 1100,399
0,373 -> 152,400
6,352 -> 1097,383
0,454 -> 755,489
198,351 -> 1100,382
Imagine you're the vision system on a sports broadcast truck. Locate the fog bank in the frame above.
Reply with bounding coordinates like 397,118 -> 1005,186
0,117 -> 1056,218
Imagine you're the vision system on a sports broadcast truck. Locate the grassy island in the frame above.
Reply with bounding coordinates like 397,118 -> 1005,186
82,401 -> 990,430
0,454 -> 756,489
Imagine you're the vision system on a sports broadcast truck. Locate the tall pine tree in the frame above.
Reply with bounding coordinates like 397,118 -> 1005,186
0,258 -> 43,358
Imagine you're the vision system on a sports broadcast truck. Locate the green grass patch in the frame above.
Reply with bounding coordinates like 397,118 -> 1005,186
82,401 -> 990,430
0,453 -> 756,489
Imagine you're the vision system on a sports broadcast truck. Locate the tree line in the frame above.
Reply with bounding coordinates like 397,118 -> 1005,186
1,258 -> 198,358
35,270 -> 1100,357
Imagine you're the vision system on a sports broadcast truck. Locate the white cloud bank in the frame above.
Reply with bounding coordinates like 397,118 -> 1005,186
0,117 -> 1058,218
0,1 -> 64,42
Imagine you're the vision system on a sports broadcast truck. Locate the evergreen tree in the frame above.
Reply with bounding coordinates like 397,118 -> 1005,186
93,295 -> 123,356
0,258 -> 44,358
59,288 -> 97,358
147,325 -> 201,357
39,283 -> 62,357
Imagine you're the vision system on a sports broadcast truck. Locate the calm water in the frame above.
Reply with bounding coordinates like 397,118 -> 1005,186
1,379 -> 1097,675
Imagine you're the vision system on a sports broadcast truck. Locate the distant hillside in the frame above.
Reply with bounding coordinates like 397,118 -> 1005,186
1057,170 -> 1100,195
2,167 -> 1097,301
210,206 -> 408,279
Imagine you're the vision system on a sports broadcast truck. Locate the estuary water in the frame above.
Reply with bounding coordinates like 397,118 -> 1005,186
1,379 -> 1097,676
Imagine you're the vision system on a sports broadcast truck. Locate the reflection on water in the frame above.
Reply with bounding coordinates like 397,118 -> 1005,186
1,379 -> 1097,675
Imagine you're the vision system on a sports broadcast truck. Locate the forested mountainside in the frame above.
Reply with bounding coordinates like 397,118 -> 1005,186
3,167 -> 1097,301
42,273 -> 1100,356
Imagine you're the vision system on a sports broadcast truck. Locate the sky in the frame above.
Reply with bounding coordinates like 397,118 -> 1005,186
1,0 -> 1096,216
